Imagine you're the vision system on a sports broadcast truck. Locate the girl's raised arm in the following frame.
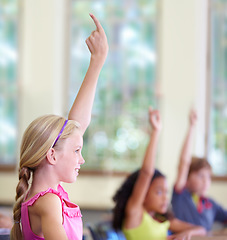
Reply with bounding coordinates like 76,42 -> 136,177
174,109 -> 197,192
68,14 -> 108,134
125,107 -> 162,220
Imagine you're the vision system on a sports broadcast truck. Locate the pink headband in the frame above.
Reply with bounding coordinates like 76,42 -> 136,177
51,120 -> 68,148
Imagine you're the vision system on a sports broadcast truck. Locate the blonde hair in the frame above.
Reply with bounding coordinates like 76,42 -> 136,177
10,115 -> 80,240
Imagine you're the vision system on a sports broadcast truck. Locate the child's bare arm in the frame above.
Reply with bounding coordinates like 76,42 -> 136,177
126,107 -> 162,218
175,109 -> 197,192
35,194 -> 68,240
141,107 -> 162,175
68,14 -> 108,134
168,218 -> 206,239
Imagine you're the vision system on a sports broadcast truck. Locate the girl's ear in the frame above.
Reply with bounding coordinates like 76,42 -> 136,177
46,148 -> 57,165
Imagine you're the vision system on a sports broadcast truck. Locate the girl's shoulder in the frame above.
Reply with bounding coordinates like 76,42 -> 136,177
24,187 -> 64,221
34,191 -> 63,215
23,185 -> 64,208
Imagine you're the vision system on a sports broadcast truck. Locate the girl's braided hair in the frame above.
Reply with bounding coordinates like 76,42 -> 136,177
10,115 -> 80,240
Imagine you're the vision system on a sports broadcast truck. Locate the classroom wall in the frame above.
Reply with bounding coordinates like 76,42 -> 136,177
1,0 -> 227,209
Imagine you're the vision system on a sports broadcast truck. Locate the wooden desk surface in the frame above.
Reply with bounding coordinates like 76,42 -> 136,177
192,237 -> 227,240
192,230 -> 227,240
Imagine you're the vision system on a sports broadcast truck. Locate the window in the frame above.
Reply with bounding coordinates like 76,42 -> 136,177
69,0 -> 158,172
0,0 -> 18,168
208,0 -> 227,176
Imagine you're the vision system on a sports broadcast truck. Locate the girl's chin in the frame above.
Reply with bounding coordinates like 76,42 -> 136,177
159,207 -> 168,214
160,210 -> 167,214
65,177 -> 78,184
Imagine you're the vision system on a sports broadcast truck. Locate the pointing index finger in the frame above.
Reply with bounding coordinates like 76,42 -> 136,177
89,13 -> 104,32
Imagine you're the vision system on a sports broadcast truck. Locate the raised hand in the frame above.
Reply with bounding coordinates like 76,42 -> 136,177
148,106 -> 162,132
86,13 -> 109,67
68,14 -> 108,134
189,108 -> 197,126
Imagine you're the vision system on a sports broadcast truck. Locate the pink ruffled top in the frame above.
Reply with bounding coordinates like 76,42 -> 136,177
21,184 -> 83,240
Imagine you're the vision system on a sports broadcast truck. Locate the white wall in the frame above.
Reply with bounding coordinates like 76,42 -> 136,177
1,0 -> 227,209
158,0 -> 208,187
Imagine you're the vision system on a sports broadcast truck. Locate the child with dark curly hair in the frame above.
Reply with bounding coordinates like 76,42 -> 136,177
113,107 -> 206,240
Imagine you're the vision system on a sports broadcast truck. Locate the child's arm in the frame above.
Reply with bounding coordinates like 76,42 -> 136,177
168,218 -> 206,239
124,107 -> 162,227
68,14 -> 108,135
174,109 -> 197,192
35,194 -> 68,240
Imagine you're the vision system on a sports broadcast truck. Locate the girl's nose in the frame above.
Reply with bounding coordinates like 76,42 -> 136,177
163,192 -> 168,201
79,156 -> 85,165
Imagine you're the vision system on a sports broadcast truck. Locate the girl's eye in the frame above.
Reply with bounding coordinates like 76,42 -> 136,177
156,190 -> 162,195
75,149 -> 80,153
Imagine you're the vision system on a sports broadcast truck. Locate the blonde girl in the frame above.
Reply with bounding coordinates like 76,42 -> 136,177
10,14 -> 108,240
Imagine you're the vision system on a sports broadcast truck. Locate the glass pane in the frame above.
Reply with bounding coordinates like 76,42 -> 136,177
0,0 -> 18,165
70,0 -> 158,172
209,0 -> 227,175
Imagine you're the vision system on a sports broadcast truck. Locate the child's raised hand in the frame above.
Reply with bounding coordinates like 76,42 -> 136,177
189,108 -> 197,126
86,14 -> 109,67
148,106 -> 162,131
